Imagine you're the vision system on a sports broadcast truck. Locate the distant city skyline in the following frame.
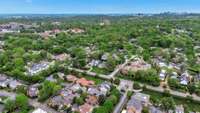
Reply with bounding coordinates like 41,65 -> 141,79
0,0 -> 200,14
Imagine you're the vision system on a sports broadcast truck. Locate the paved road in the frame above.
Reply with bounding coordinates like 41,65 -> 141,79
121,80 -> 200,102
1,54 -> 197,113
113,79 -> 200,113
109,55 -> 136,78
68,56 -> 200,113
68,67 -> 112,80
146,85 -> 200,101
113,91 -> 128,113
68,55 -> 136,80
0,90 -> 60,113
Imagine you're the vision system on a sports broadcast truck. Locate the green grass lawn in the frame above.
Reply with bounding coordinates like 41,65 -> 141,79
78,74 -> 105,85
142,89 -> 200,112
84,76 -> 104,85
91,67 -> 111,75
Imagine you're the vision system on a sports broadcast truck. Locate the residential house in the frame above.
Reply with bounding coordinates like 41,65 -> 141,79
179,71 -> 191,85
87,82 -> 111,97
71,104 -> 79,112
127,99 -> 143,113
76,78 -> 95,87
98,82 -> 111,96
69,28 -> 85,34
172,28 -> 187,34
149,106 -> 163,113
175,105 -> 184,113
86,95 -> 98,106
71,84 -> 85,93
152,58 -> 167,68
174,48 -> 184,53
126,93 -> 150,113
39,29 -> 63,39
87,53 -> 118,68
158,62 -> 168,68
122,58 -> 151,74
61,82 -> 86,93
170,72 -> 178,78
8,80 -> 22,90
62,83 -> 74,90
27,61 -> 50,76
57,72 -> 65,80
66,75 -> 78,83
49,88 -> 80,110
32,108 -> 47,113
46,75 -> 57,82
159,70 -> 167,81
49,96 -> 64,109
78,103 -> 93,113
27,85 -> 39,98
87,87 -> 101,96
39,31 -> 52,39
119,79 -> 133,91
0,74 -> 10,88
168,63 -> 181,71
0,22 -> 31,34
85,47 -> 92,56
52,21 -> 61,25
98,62 -> 107,69
131,93 -> 150,106
101,53 -> 109,61
0,74 -> 23,90
53,53 -> 70,61
88,60 -> 101,67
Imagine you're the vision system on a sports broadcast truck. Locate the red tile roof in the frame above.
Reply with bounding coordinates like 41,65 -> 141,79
76,78 -> 94,87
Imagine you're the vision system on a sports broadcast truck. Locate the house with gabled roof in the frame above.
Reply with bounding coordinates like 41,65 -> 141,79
159,69 -> 167,81
76,78 -> 95,87
26,61 -> 51,76
27,85 -> 39,98
179,71 -> 191,85
52,53 -> 70,61
8,80 -> 23,90
126,93 -> 150,113
175,105 -> 184,113
32,108 -> 47,113
86,95 -> 98,106
122,58 -> 151,74
78,103 -> 93,113
0,74 -> 10,88
66,75 -> 78,83
149,106 -> 163,113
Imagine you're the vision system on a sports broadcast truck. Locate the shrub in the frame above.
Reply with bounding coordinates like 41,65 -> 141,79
133,82 -> 141,90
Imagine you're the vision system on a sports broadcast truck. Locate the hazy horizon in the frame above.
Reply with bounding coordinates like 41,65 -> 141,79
0,0 -> 200,14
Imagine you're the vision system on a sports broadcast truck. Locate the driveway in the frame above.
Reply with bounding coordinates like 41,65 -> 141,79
113,91 -> 128,113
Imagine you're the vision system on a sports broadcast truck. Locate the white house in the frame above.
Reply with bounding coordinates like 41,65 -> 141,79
159,70 -> 167,81
32,108 -> 47,113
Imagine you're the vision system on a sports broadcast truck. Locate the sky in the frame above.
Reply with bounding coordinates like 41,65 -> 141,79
0,0 -> 200,14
